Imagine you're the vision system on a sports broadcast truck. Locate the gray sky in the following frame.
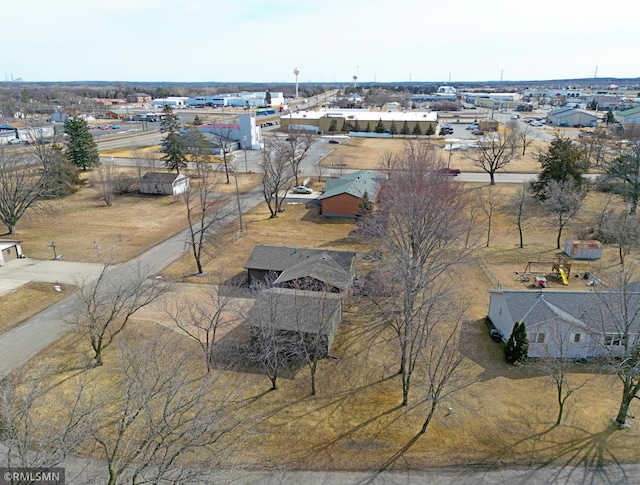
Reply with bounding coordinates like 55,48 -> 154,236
5,0 -> 638,83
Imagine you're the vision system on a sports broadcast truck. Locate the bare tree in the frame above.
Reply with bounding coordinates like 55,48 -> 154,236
92,160 -> 117,206
165,284 -> 235,372
69,262 -> 169,366
274,129 -> 315,186
131,148 -> 158,180
90,335 -> 243,484
502,182 -> 535,248
542,179 -> 586,249
507,119 -> 535,156
0,147 -> 46,234
314,158 -> 327,182
586,268 -> 640,428
260,140 -> 294,218
578,127 -> 614,168
417,307 -> 477,434
377,150 -> 400,180
0,366 -> 94,473
600,140 -> 640,213
364,140 -> 471,406
470,129 -> 520,185
475,185 -> 503,247
601,209 -> 640,265
183,167 -> 230,275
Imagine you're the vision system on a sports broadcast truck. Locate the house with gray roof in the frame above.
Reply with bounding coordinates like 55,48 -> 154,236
247,288 -> 343,358
319,170 -> 379,218
244,245 -> 356,292
547,108 -> 599,127
488,288 -> 640,359
140,172 -> 189,196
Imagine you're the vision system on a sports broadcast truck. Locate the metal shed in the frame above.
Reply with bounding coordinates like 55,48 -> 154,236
564,240 -> 603,260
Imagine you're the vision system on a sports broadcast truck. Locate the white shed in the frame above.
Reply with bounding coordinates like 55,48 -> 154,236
140,172 -> 189,196
564,240 -> 603,260
0,240 -> 23,266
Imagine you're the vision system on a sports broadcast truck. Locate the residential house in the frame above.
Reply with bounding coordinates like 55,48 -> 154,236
140,172 -> 189,196
247,288 -> 343,358
488,288 -> 640,359
0,240 -> 23,266
547,108 -> 599,127
243,245 -> 356,292
319,170 -> 379,218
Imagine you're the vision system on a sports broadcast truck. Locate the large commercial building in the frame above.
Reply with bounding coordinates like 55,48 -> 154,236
187,92 -> 285,109
280,109 -> 437,134
197,113 -> 263,151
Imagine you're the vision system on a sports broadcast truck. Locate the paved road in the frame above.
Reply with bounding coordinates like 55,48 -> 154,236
0,186 -> 266,378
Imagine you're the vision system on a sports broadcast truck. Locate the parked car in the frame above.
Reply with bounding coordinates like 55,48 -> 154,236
112,125 -> 121,129
490,328 -> 502,342
472,129 -> 484,135
7,138 -> 21,145
573,123 -> 585,128
328,139 -> 340,144
438,167 -> 461,176
466,124 -> 478,130
510,115 -> 520,119
292,185 -> 313,194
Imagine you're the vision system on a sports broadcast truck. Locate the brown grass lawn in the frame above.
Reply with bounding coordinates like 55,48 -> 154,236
15,169 -> 261,264
8,139 -> 640,473
322,136 -> 546,174
0,282 -> 75,334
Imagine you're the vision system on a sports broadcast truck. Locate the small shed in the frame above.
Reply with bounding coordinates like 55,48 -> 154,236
564,240 -> 603,260
140,172 -> 189,196
0,240 -> 23,266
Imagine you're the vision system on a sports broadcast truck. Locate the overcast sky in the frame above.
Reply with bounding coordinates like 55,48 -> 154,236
4,0 -> 638,83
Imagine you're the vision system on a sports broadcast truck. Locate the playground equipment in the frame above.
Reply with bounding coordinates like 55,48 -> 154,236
519,257 -> 572,286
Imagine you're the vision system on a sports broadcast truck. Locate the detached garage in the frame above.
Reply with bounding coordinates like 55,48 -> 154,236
140,172 -> 190,196
564,240 -> 603,260
0,240 -> 23,266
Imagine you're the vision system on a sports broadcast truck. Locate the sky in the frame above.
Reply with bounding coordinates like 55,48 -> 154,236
4,0 -> 638,84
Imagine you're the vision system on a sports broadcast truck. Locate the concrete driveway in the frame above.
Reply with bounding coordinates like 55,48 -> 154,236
0,258 -> 106,296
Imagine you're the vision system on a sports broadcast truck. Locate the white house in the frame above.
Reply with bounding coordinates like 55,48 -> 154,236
488,288 -> 640,359
0,240 -> 23,266
140,172 -> 189,196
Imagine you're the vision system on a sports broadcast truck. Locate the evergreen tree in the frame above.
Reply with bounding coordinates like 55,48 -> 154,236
365,122 -> 371,133
265,90 -> 272,106
605,110 -> 615,125
505,321 -> 529,364
356,191 -> 374,229
400,121 -> 410,135
390,121 -> 398,135
425,124 -> 435,137
64,117 -> 99,170
192,114 -> 204,126
530,136 -> 588,199
412,123 -> 423,136
328,119 -> 338,133
375,119 -> 386,133
354,120 -> 361,132
161,105 -> 187,173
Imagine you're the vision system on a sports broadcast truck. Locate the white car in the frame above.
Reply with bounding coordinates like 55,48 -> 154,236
7,138 -> 22,145
292,186 -> 312,194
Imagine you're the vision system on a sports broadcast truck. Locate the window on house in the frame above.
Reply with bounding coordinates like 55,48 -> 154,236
537,333 -> 545,344
529,333 -> 536,343
574,333 -> 581,343
605,334 -> 626,346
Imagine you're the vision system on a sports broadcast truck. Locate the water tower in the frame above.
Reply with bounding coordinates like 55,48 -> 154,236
353,75 -> 358,88
293,67 -> 300,98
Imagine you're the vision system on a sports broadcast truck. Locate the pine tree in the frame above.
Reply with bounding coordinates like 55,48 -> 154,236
375,119 -> 385,133
412,123 -> 423,136
400,121 -> 410,135
390,121 -> 397,135
328,119 -> 338,133
354,120 -> 361,132
365,122 -> 371,133
192,114 -> 204,126
530,136 -> 587,199
161,105 -> 187,173
64,117 -> 99,170
505,321 -> 529,364
425,124 -> 435,137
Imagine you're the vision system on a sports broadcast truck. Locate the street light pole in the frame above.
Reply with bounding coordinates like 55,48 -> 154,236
232,169 -> 243,232
243,135 -> 248,173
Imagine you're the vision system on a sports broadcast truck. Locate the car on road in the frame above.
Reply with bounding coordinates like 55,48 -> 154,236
292,185 -> 313,194
112,125 -> 121,129
511,115 -> 520,119
438,167 -> 461,176
328,139 -> 340,144
490,328 -> 503,342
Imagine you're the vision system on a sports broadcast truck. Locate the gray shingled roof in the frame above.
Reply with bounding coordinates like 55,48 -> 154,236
247,288 -> 342,334
244,245 -> 355,275
141,172 -> 183,183
548,108 -> 597,119
498,289 -> 640,333
273,251 -> 352,290
319,170 -> 379,200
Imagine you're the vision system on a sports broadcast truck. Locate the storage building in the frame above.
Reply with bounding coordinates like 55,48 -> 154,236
564,240 -> 603,260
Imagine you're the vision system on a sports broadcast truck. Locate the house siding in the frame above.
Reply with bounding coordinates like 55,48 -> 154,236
321,193 -> 362,218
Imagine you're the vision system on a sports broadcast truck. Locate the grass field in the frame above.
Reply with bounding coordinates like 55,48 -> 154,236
5,137 -> 640,474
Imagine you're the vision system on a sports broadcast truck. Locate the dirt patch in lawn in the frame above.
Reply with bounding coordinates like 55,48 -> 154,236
0,281 -> 75,335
